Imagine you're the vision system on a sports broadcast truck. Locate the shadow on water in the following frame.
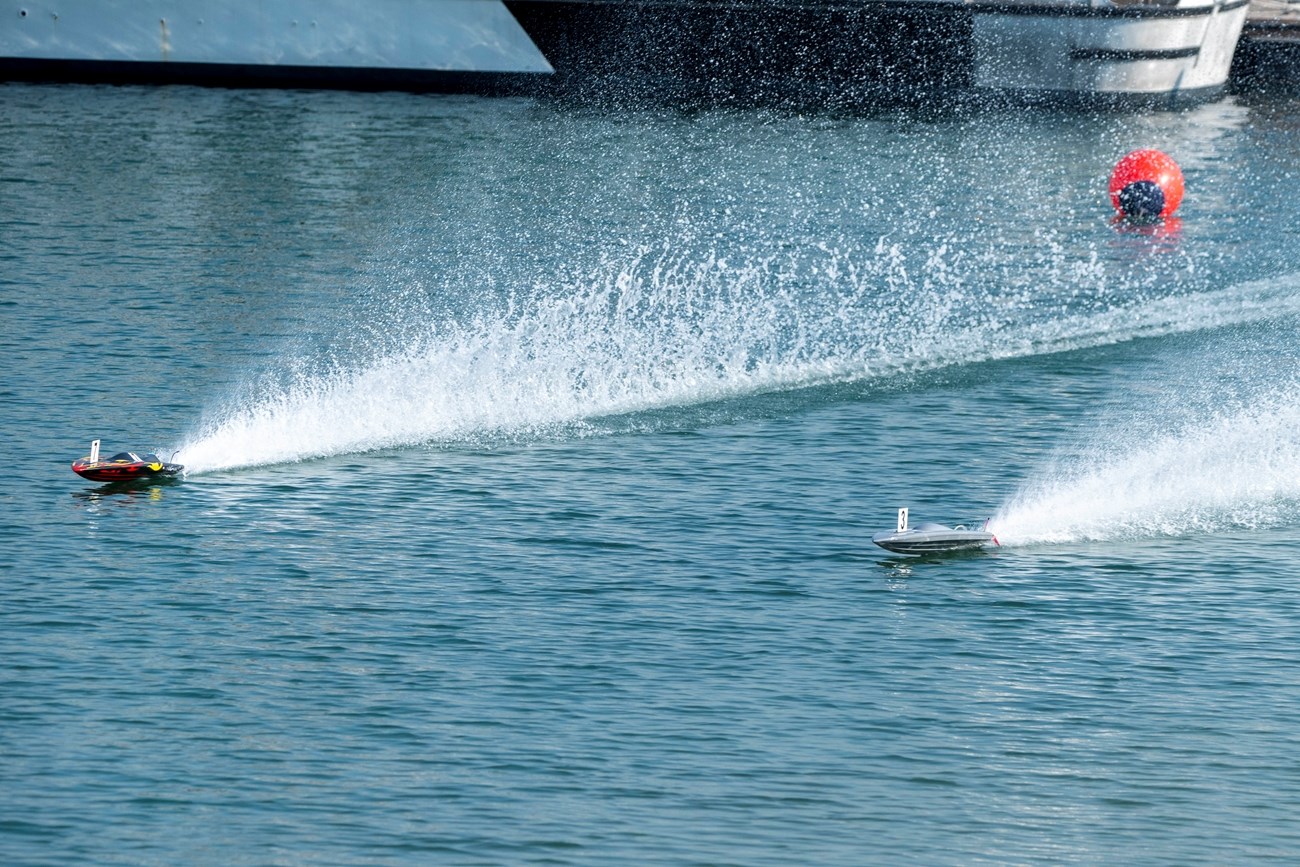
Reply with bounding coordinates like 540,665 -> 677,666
876,547 -> 1002,575
70,477 -> 184,503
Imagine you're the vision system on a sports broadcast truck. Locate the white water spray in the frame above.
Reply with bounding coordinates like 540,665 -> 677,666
991,367 -> 1300,546
176,249 -> 1300,475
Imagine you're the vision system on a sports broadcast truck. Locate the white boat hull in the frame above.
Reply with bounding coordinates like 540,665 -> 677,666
972,0 -> 1250,97
872,528 -> 997,555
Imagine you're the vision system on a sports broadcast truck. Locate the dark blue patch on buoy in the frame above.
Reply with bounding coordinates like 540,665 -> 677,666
1117,180 -> 1165,220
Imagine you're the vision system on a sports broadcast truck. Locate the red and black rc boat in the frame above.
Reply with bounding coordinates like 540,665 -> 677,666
72,440 -> 184,483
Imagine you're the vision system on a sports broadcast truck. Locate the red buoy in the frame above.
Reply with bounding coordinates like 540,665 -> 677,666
1108,149 -> 1184,220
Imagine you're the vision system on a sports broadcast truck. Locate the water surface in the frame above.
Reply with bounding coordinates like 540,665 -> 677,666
4,83 -> 1300,864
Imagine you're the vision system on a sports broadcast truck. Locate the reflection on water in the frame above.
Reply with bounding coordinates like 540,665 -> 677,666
71,481 -> 174,507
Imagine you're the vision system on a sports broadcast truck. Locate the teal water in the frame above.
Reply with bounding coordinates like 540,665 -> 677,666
4,83 -> 1300,864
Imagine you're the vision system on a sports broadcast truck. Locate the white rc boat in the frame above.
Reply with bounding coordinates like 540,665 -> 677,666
872,508 -> 998,556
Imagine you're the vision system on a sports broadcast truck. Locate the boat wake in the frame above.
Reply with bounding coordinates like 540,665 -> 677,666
175,247 -> 1300,475
991,361 -> 1300,546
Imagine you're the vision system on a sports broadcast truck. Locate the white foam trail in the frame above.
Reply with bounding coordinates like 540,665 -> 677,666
177,253 -> 1300,474
992,389 -> 1300,546
976,272 -> 1300,362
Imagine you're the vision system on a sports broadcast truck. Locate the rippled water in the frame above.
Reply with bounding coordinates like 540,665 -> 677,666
4,82 -> 1300,864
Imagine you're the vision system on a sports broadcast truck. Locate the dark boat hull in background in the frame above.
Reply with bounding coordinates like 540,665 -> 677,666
505,1 -> 971,106
0,0 -> 1258,106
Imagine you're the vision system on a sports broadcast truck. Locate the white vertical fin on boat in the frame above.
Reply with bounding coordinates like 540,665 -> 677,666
89,439 -> 100,463
897,507 -> 909,532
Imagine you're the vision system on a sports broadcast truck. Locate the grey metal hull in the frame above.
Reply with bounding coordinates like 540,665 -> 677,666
1,0 -> 552,74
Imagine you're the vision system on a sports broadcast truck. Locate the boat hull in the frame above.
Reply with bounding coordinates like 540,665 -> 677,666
972,0 -> 1250,99
872,528 -> 996,555
72,460 -> 183,483
0,0 -> 1252,102
0,0 -> 552,74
